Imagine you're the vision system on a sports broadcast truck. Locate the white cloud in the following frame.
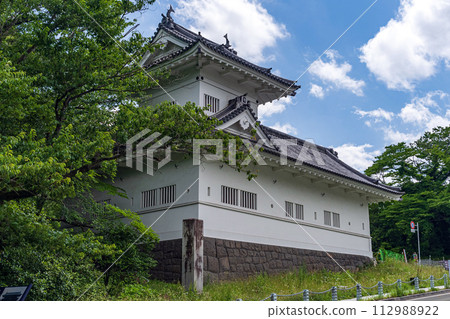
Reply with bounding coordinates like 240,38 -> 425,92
308,50 -> 365,96
354,107 -> 395,122
353,91 -> 449,144
399,91 -> 449,130
381,127 -> 420,144
309,84 -> 325,99
258,96 -> 293,119
360,0 -> 450,90
176,0 -> 289,63
270,122 -> 298,135
333,144 -> 381,172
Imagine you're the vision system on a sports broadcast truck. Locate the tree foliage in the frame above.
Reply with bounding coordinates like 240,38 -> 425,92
0,0 -> 242,300
366,127 -> 450,258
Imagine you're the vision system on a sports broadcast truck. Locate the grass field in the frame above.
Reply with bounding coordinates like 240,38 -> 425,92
109,260 -> 447,301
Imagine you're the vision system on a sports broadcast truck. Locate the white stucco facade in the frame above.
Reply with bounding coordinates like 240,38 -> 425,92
95,155 -> 377,258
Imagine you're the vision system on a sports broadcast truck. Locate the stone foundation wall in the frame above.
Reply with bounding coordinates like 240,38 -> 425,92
150,239 -> 182,282
151,237 -> 372,283
203,237 -> 372,282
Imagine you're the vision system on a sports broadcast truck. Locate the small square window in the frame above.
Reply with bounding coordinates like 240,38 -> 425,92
285,201 -> 294,218
295,203 -> 304,220
240,190 -> 257,210
204,94 -> 220,113
221,185 -> 239,206
332,212 -> 340,228
324,211 -> 331,226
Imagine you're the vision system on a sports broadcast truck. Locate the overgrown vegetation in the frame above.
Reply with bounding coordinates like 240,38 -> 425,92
0,0 -> 245,300
105,260 -> 446,301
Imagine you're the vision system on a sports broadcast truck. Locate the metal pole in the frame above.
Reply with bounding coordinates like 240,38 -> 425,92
417,223 -> 421,265
303,289 -> 309,301
331,286 -> 338,301
377,281 -> 383,297
356,284 -> 362,301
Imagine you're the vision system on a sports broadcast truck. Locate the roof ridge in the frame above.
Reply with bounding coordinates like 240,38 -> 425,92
150,15 -> 300,90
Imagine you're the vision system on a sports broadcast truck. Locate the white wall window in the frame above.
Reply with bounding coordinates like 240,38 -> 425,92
324,210 -> 340,228
362,222 -> 365,230
332,212 -> 340,228
142,189 -> 157,208
221,185 -> 239,206
286,201 -> 304,220
142,185 -> 176,208
324,210 -> 332,226
295,203 -> 304,220
204,94 -> 220,113
160,185 -> 176,205
221,186 -> 257,210
240,190 -> 257,210
285,201 -> 294,218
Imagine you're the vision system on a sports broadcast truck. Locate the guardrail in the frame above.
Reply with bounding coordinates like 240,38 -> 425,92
237,274 -> 448,301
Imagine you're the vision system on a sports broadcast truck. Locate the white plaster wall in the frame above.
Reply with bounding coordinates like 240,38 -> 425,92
145,71 -> 201,107
198,161 -> 373,257
200,67 -> 259,115
93,156 -> 373,257
138,205 -> 198,241
93,157 -> 200,240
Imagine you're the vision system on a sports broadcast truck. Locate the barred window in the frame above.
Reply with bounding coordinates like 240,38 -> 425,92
141,189 -> 157,208
295,203 -> 304,220
160,185 -> 176,205
333,212 -> 340,228
285,201 -> 294,218
324,210 -> 332,226
221,185 -> 239,206
240,190 -> 257,210
204,94 -> 220,113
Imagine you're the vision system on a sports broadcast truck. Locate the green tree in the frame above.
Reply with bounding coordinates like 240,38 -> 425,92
366,127 -> 450,258
0,0 -> 243,299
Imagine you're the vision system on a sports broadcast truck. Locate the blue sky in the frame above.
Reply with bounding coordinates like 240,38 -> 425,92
132,0 -> 450,171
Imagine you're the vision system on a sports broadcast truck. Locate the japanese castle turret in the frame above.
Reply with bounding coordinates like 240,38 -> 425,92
94,7 -> 402,291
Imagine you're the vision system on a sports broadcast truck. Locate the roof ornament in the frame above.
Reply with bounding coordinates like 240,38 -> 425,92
224,33 -> 231,48
161,5 -> 175,27
167,5 -> 175,21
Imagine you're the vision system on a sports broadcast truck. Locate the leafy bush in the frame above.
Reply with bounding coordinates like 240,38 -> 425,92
0,199 -> 158,300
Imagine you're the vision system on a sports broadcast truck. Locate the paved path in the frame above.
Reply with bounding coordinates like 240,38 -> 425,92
384,289 -> 450,301
406,291 -> 450,301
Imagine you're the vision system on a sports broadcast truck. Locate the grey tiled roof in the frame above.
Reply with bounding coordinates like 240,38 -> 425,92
214,96 -> 257,123
259,126 -> 402,195
146,16 -> 300,91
